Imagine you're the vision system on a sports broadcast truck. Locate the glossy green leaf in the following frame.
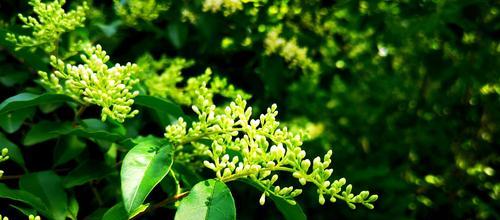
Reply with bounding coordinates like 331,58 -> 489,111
0,183 -> 48,213
53,135 -> 86,167
241,179 -> 306,220
63,160 -> 114,188
102,203 -> 128,220
102,203 -> 147,220
134,95 -> 186,127
23,121 -> 72,146
0,93 -> 71,115
121,137 -> 174,215
0,107 -> 34,133
0,132 -> 25,167
20,171 -> 68,220
175,179 -> 236,220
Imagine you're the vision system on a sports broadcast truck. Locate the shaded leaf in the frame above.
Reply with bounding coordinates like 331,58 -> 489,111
63,160 -> 114,188
134,95 -> 186,127
20,171 -> 68,220
0,106 -> 34,133
0,183 -> 47,213
167,21 -> 188,49
0,132 -> 25,167
53,135 -> 86,167
0,93 -> 71,115
23,121 -> 72,146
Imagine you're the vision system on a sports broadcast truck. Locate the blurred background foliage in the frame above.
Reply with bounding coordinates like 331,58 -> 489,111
0,0 -> 499,219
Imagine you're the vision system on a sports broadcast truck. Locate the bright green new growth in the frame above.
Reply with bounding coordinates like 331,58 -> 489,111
6,0 -> 88,53
137,54 -> 250,108
114,0 -> 169,25
0,148 -> 8,178
165,96 -> 378,209
39,44 -> 140,122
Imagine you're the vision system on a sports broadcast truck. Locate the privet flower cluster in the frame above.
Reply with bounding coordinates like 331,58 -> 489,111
39,44 -> 140,122
203,0 -> 264,15
6,0 -> 88,53
137,54 -> 249,108
0,148 -> 8,178
114,0 -> 169,25
165,96 -> 378,209
264,27 -> 319,74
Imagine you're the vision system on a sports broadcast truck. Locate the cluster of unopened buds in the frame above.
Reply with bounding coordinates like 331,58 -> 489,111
137,53 -> 249,108
203,0 -> 245,15
166,95 -> 378,208
38,44 -> 140,122
0,148 -> 8,178
6,0 -> 88,52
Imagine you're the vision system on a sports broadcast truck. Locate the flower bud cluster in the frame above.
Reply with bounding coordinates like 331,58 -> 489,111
137,54 -> 250,108
6,0 -> 88,53
0,148 -> 8,178
264,27 -> 319,73
114,0 -> 169,25
165,95 -> 378,208
203,0 -> 244,15
39,44 -> 140,122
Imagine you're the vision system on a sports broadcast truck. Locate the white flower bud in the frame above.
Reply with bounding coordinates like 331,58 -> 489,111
203,161 -> 216,170
259,193 -> 266,205
318,194 -> 325,205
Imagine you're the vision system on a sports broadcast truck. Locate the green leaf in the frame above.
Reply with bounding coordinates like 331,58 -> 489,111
167,21 -> 188,49
20,171 -> 68,220
63,160 -> 114,188
67,119 -> 126,142
0,66 -> 31,87
175,179 -> 236,220
121,137 -> 174,215
53,135 -> 86,167
23,121 -> 72,146
0,132 -> 25,167
10,204 -> 38,217
241,179 -> 306,220
0,183 -> 48,214
134,95 -> 186,127
0,93 -> 71,115
172,162 -> 203,188
67,194 -> 79,220
102,203 -> 128,220
0,106 -> 34,133
84,208 -> 108,220
102,203 -> 147,220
